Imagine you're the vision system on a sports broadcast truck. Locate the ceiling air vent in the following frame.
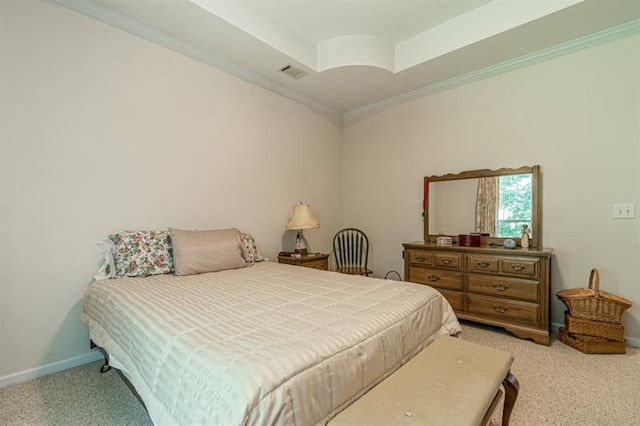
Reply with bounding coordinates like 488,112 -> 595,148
280,64 -> 307,80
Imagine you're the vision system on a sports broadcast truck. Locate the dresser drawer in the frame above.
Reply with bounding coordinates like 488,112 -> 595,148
407,250 -> 433,266
408,267 -> 463,291
467,274 -> 539,302
466,294 -> 539,326
437,289 -> 464,311
434,253 -> 462,270
467,255 -> 499,273
501,257 -> 539,278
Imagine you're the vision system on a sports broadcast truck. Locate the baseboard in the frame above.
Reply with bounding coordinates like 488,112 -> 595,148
551,321 -> 640,348
0,350 -> 103,389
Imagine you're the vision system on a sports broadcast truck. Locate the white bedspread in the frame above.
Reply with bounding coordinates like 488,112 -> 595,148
81,262 -> 461,425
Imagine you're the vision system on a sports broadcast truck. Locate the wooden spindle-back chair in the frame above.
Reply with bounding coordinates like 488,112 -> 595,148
332,228 -> 372,276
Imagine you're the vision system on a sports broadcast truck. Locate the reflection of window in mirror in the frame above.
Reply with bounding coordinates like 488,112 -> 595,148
497,174 -> 532,237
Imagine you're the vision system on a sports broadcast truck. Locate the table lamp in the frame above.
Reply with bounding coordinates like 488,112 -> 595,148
286,202 -> 320,255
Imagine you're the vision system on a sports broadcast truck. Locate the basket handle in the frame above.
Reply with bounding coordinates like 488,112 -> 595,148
588,268 -> 601,297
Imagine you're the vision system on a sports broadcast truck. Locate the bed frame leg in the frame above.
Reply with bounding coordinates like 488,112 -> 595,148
91,340 -> 112,373
88,340 -> 147,412
100,359 -> 112,373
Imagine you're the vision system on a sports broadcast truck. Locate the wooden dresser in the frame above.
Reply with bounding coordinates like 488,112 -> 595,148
403,242 -> 552,345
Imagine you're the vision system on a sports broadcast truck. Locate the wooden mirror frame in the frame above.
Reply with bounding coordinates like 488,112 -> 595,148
424,165 -> 541,248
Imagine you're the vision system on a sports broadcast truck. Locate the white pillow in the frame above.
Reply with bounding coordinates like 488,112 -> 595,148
94,238 -> 116,281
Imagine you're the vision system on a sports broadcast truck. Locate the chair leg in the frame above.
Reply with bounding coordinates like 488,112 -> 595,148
502,372 -> 519,426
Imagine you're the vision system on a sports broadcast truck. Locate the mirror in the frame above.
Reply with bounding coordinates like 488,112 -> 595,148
424,166 -> 541,248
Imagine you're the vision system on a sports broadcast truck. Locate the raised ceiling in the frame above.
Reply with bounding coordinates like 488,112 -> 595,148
59,0 -> 640,124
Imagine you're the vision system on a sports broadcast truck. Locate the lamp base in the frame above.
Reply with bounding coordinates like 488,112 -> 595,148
295,230 -> 309,255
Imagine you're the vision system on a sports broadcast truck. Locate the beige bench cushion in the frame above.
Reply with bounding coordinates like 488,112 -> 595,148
329,336 -> 513,426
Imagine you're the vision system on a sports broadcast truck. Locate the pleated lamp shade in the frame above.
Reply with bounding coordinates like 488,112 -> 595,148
286,203 -> 320,230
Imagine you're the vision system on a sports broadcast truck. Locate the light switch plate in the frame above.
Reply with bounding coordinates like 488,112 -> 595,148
613,203 -> 635,219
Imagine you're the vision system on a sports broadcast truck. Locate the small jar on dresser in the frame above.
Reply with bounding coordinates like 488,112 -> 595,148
403,242 -> 553,345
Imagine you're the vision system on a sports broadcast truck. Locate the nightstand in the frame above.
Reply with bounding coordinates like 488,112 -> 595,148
278,253 -> 329,271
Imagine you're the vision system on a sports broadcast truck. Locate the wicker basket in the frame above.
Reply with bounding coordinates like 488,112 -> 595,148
559,327 -> 626,354
564,311 -> 624,342
556,269 -> 632,323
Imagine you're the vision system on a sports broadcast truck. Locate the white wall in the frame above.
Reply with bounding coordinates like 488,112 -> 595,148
0,1 -> 342,380
343,33 -> 640,344
1,1 -> 638,384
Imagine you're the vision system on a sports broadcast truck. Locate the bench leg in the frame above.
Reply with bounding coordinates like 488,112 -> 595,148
501,372 -> 519,426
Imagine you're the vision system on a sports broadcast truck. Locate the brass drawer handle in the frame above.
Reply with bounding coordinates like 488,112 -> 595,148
511,263 -> 526,272
477,261 -> 490,268
427,275 -> 440,282
493,283 -> 509,292
415,255 -> 427,262
493,305 -> 509,314
440,258 -> 452,265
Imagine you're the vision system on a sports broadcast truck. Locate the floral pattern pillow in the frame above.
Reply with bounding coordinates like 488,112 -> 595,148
109,230 -> 174,277
240,232 -> 265,266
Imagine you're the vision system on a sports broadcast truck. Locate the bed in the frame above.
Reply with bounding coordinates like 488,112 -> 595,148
82,230 -> 461,425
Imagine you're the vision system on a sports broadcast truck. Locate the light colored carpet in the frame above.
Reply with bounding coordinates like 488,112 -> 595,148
461,322 -> 640,426
0,359 -> 152,425
1,321 -> 639,425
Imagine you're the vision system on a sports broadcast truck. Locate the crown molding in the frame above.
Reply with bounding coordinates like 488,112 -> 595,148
56,0 -> 343,126
56,1 -> 638,129
343,18 -> 640,126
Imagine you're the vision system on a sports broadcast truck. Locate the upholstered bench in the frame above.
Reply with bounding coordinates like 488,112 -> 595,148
328,336 -> 519,426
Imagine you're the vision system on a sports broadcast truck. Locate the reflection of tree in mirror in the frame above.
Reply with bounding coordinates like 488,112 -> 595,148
497,174 -> 532,237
